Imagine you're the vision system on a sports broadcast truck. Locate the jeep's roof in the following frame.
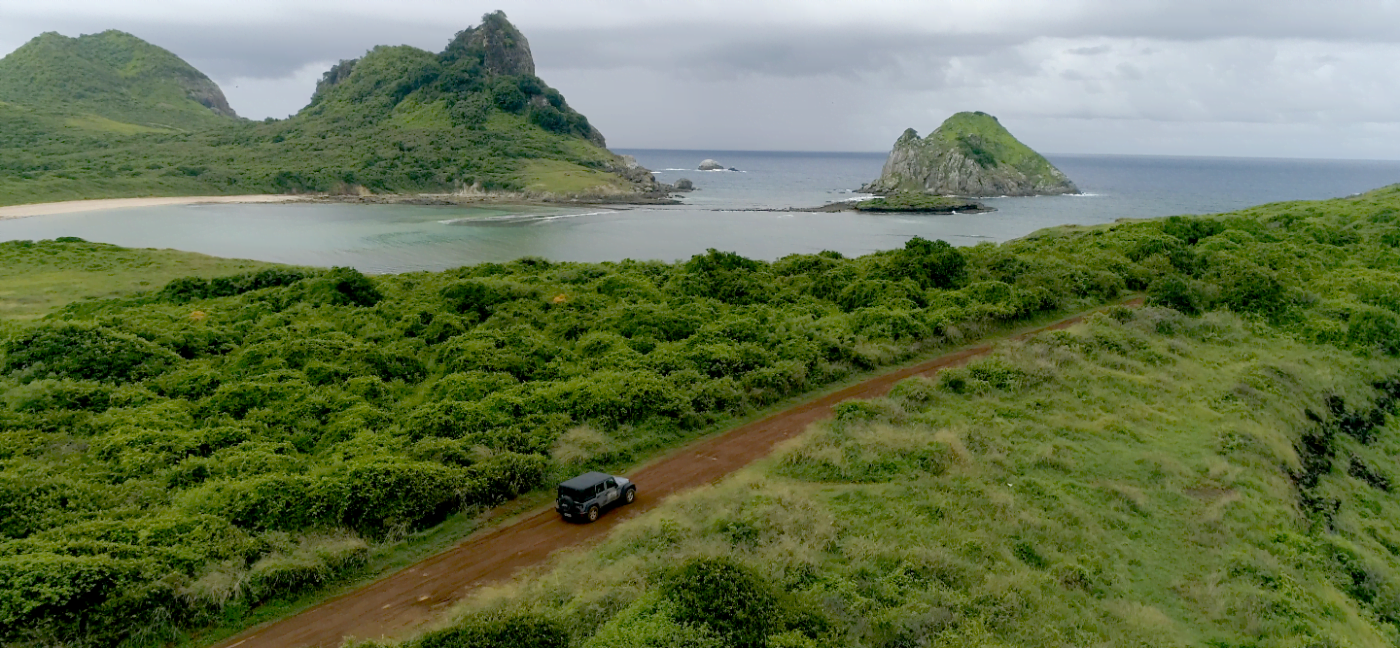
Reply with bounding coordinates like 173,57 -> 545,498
559,471 -> 612,490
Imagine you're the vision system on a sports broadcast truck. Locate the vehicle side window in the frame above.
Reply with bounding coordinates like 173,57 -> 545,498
593,484 -> 603,497
606,478 -> 617,489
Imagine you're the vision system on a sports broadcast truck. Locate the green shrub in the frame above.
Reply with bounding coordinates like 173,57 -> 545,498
0,552 -> 151,643
886,236 -> 966,289
662,557 -> 780,648
414,613 -> 570,648
2,322 -> 180,383
303,267 -> 383,307
335,460 -> 473,536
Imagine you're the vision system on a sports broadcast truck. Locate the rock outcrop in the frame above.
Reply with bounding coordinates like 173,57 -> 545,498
864,112 -> 1077,197
442,10 -> 535,77
698,159 -> 724,171
673,178 -> 695,191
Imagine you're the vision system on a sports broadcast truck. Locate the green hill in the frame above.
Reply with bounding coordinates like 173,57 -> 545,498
866,111 -> 1078,197
0,30 -> 237,129
0,12 -> 663,206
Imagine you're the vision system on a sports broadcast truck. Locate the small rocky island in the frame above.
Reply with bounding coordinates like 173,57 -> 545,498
864,111 -> 1078,197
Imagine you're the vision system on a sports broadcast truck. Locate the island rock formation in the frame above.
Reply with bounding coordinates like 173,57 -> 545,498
673,178 -> 695,191
698,159 -> 725,171
864,112 -> 1077,197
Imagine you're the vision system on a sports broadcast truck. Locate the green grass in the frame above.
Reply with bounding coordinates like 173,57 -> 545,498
0,239 -> 279,320
420,307 -> 1400,648
519,159 -> 633,194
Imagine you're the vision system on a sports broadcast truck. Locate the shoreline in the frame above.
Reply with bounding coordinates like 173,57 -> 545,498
0,195 -> 306,220
0,191 -> 683,221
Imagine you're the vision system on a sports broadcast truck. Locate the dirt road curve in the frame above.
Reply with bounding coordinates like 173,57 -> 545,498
216,301 -> 1139,648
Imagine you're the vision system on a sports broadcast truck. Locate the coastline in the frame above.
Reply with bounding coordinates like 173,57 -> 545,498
0,191 -> 682,221
0,195 -> 306,220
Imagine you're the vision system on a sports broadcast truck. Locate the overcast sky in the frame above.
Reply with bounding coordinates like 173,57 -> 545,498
3,0 -> 1398,158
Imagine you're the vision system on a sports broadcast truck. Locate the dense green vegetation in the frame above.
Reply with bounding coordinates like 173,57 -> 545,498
413,307 -> 1400,648
3,183 -> 1400,646
388,185 -> 1400,648
0,239 -> 280,321
853,192 -> 984,213
0,30 -> 238,129
929,112 -> 1056,174
0,12 -> 646,207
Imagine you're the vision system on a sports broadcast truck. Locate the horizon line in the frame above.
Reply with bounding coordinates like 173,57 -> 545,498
611,148 -> 1400,164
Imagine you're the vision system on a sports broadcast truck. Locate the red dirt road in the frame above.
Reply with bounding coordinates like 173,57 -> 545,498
216,301 -> 1138,648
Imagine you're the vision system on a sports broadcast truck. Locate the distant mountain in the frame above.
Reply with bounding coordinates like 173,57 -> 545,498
0,12 -> 665,207
865,112 -> 1077,197
0,29 -> 237,129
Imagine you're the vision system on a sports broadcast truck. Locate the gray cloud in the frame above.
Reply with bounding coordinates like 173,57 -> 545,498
1,0 -> 1398,157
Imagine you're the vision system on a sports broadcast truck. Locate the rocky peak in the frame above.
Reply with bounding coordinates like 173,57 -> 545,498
864,112 -> 1077,197
443,11 -> 535,77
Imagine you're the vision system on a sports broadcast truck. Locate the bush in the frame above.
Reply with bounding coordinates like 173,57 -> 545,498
159,268 -> 314,303
662,557 -> 780,648
1149,274 -> 1207,314
414,613 -> 570,648
492,79 -> 528,113
676,249 -> 771,305
0,553 -> 150,643
1,322 -> 180,383
304,267 -> 383,307
335,460 -> 472,536
886,237 -> 966,289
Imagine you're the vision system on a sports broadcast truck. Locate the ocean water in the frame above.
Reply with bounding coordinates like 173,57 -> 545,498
2,151 -> 1397,273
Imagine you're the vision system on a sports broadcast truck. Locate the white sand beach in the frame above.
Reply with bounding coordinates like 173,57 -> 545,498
0,194 -> 303,220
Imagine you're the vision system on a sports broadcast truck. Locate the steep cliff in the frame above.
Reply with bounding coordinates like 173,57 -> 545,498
865,112 -> 1077,197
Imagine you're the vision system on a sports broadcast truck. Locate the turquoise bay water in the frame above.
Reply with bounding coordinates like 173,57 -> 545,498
2,151 -> 1398,273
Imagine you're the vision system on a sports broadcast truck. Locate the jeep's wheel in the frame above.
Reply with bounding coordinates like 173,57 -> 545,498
587,506 -> 600,522
624,488 -> 636,504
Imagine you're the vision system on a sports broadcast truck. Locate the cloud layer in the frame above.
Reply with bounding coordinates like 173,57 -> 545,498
2,1 -> 1398,157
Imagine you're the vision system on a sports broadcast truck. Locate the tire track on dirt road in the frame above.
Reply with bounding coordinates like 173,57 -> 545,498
216,299 -> 1141,648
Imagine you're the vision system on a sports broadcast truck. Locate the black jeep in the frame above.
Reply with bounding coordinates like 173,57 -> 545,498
556,471 -> 636,523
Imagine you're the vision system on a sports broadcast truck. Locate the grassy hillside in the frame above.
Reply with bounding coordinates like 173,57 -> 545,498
927,111 -> 1055,174
0,30 -> 237,129
0,239 -> 282,321
0,13 -> 653,207
2,184 -> 1399,646
418,308 -> 1400,648
392,186 -> 1400,648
